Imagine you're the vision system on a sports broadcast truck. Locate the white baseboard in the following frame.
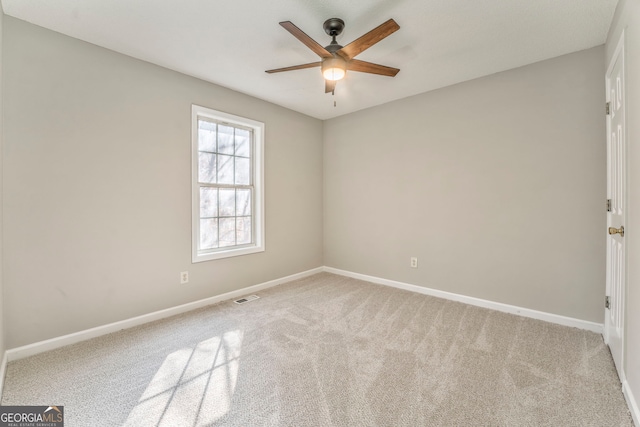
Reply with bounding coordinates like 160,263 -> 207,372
1,265 -> 604,362
0,351 -> 7,398
6,267 -> 324,362
624,380 -> 640,427
323,267 -> 603,334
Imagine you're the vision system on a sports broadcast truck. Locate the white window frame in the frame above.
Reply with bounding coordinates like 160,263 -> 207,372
191,104 -> 265,262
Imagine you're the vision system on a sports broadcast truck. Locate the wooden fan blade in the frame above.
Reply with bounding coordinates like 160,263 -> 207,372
266,62 -> 321,73
280,21 -> 333,59
347,59 -> 399,77
337,19 -> 400,60
325,79 -> 336,93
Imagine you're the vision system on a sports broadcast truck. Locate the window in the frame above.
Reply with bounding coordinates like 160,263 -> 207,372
192,105 -> 264,262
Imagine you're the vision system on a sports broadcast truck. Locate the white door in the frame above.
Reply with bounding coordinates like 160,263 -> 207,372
605,33 -> 626,379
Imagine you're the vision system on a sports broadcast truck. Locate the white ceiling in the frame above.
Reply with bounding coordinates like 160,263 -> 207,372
2,0 -> 618,120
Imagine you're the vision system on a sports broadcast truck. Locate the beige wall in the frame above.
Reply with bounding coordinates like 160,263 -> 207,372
607,0 -> 640,419
3,17 -> 324,348
324,47 -> 605,323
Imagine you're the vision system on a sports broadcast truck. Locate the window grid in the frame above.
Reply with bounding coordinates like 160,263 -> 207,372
197,118 -> 255,253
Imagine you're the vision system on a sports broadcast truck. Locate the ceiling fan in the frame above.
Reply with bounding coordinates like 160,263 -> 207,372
266,18 -> 400,94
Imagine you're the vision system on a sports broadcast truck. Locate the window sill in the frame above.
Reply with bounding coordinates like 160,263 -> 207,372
192,245 -> 264,263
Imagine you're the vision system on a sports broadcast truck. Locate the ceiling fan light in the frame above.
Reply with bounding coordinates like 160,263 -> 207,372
323,67 -> 346,81
322,57 -> 346,81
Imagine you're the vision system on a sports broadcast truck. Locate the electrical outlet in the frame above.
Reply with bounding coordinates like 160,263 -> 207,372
410,257 -> 418,268
180,271 -> 189,284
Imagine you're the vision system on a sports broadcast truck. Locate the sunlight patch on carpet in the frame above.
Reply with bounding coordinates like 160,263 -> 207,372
123,330 -> 243,426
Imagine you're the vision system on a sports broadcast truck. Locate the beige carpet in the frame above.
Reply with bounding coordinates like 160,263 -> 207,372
1,273 -> 634,426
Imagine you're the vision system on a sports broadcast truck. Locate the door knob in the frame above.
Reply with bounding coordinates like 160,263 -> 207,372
609,226 -> 624,237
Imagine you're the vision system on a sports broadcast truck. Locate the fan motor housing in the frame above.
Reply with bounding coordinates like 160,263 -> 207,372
325,43 -> 343,53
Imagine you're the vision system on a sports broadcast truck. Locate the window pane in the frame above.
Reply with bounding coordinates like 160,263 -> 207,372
236,189 -> 251,216
235,129 -> 251,157
219,218 -> 236,247
219,188 -> 235,217
198,120 -> 216,152
218,125 -> 235,155
235,157 -> 250,185
193,106 -> 263,261
200,187 -> 218,218
218,154 -> 234,184
198,152 -> 216,184
237,217 -> 252,245
200,218 -> 218,250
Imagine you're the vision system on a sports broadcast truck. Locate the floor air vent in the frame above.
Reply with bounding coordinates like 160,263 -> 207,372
234,295 -> 260,305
